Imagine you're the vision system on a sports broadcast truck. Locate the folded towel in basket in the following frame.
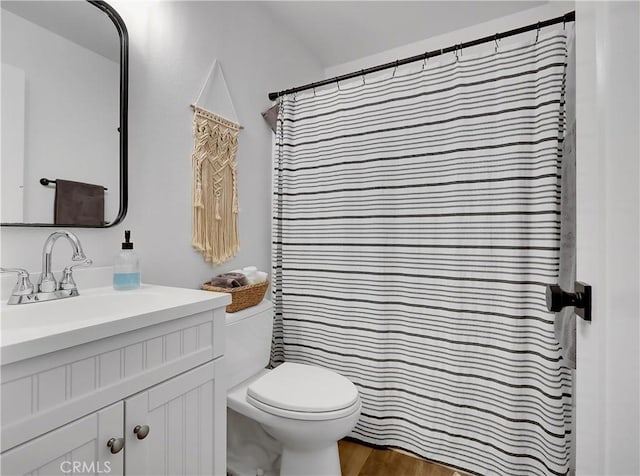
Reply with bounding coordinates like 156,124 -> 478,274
207,272 -> 248,289
230,266 -> 268,284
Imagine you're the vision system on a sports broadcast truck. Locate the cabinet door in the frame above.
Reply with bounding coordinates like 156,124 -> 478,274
0,402 -> 124,476
124,360 -> 225,476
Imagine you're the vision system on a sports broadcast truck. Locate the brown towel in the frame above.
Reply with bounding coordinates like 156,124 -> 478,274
207,272 -> 248,288
261,103 -> 279,133
54,179 -> 105,226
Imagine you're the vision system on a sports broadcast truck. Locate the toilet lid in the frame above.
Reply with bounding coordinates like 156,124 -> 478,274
247,362 -> 359,414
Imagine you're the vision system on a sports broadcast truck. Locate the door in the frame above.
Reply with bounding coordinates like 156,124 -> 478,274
0,402 -> 124,476
124,360 -> 225,476
575,2 -> 640,475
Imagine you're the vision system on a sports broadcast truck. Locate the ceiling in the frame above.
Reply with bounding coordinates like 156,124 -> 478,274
1,1 -> 548,70
261,1 -> 547,68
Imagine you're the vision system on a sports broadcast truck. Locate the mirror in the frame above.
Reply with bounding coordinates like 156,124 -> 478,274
1,0 -> 128,227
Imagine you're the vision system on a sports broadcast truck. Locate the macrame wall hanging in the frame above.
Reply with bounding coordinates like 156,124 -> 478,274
190,60 -> 243,265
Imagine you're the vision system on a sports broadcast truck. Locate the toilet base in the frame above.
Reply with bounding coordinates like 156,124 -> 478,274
280,442 -> 341,476
228,372 -> 360,476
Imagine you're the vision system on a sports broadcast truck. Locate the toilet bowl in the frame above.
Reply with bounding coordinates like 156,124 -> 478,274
225,301 -> 361,476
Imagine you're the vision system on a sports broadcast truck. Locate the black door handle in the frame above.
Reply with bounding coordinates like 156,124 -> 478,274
545,281 -> 592,321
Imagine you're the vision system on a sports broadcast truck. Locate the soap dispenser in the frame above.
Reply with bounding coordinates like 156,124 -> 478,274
113,230 -> 140,290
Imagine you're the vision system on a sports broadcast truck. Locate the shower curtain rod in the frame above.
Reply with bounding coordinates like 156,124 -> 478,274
267,10 -> 575,101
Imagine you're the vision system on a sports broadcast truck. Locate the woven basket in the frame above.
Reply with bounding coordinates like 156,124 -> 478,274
202,280 -> 269,313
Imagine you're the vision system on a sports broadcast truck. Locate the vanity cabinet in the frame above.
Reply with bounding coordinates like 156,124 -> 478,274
1,402 -> 124,476
0,288 -> 229,476
124,361 -> 220,475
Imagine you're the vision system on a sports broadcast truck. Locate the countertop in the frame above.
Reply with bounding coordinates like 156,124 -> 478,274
0,284 -> 230,365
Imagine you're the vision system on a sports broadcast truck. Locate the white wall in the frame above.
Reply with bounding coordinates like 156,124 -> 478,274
1,9 -> 119,223
0,1 -> 323,289
574,2 -> 640,475
325,2 -> 573,78
1,63 -> 25,223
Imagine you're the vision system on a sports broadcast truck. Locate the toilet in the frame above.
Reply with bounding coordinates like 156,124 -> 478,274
225,300 -> 361,476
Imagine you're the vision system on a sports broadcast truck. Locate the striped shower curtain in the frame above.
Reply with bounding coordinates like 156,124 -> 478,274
272,32 -> 571,476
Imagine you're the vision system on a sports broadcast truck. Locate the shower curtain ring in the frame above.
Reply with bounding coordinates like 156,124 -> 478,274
361,69 -> 366,85
336,78 -> 341,91
392,60 -> 399,78
313,86 -> 316,97
422,53 -> 427,71
494,34 -> 500,52
535,22 -> 541,42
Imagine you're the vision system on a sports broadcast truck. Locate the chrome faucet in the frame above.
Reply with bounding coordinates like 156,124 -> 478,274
1,230 -> 92,305
39,230 -> 87,292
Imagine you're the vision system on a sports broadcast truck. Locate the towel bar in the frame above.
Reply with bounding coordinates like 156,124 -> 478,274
40,178 -> 107,191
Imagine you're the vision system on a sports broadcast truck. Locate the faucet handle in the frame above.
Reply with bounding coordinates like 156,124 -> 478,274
0,267 -> 35,296
59,259 -> 92,291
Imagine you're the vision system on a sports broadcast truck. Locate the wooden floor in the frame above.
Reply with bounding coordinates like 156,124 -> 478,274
338,440 -> 468,476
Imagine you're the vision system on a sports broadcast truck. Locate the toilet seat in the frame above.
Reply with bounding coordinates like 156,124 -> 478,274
246,362 -> 360,421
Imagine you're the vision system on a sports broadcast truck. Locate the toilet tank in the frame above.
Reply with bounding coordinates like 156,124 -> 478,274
225,299 -> 274,389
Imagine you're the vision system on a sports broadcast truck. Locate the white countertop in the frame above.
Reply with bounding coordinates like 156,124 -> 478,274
0,284 -> 231,365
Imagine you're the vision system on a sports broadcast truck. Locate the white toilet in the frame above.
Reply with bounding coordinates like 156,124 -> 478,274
225,300 -> 361,476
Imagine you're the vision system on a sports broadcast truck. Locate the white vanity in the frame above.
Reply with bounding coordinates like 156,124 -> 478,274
0,284 -> 230,476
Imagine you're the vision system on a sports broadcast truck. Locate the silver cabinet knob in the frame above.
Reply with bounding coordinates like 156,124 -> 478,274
133,425 -> 150,440
107,437 -> 124,454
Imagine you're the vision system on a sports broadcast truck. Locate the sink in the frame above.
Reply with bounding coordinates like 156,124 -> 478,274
0,284 -> 230,364
3,287 -> 166,328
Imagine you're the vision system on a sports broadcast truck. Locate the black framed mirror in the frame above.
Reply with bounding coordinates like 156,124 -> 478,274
0,0 -> 128,227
